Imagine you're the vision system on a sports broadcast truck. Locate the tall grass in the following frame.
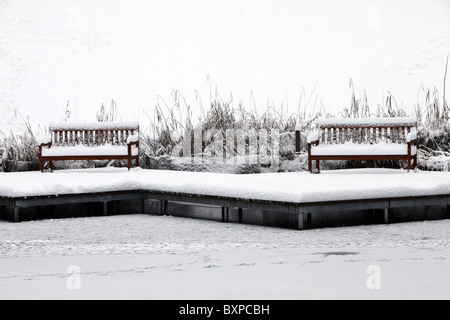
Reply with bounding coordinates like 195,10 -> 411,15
0,113 -> 39,171
1,82 -> 449,172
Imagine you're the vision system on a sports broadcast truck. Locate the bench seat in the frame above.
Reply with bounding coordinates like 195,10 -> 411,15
311,142 -> 417,157
41,145 -> 139,157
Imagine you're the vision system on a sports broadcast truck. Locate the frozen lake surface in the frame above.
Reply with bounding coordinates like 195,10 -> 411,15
0,214 -> 449,299
1,0 -> 449,132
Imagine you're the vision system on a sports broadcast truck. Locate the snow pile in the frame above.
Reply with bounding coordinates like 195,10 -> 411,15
146,155 -> 261,174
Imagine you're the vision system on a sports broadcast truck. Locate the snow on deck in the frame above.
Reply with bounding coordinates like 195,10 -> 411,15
1,168 -> 450,204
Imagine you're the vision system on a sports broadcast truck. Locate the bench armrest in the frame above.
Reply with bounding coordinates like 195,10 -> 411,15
126,133 -> 139,145
407,130 -> 417,145
127,140 -> 139,147
127,134 -> 140,157
36,136 -> 52,147
307,131 -> 320,146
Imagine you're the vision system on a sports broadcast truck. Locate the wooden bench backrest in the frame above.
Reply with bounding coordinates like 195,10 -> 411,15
315,117 -> 417,145
48,122 -> 139,147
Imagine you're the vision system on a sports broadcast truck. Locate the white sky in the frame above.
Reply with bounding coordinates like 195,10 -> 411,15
0,0 -> 449,131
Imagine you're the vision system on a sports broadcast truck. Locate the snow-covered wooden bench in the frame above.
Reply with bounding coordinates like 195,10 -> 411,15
307,117 -> 418,173
38,122 -> 140,172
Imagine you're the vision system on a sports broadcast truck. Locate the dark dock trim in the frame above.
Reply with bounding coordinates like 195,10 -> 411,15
1,191 -> 450,229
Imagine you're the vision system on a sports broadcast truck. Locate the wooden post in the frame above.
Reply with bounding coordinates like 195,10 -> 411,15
407,143 -> 411,172
127,144 -> 132,170
298,212 -> 304,230
139,198 -> 145,214
136,141 -> 140,167
384,205 -> 390,224
308,144 -> 312,173
103,202 -> 108,216
238,208 -> 243,223
159,200 -> 167,216
295,130 -> 301,154
221,207 -> 229,223
14,207 -> 19,222
298,212 -> 311,230
39,146 -> 43,172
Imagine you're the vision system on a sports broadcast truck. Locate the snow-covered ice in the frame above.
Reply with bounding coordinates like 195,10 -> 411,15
1,0 -> 449,132
0,215 -> 449,299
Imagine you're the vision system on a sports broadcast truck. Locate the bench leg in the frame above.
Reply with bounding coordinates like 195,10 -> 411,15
308,157 -> 312,173
39,159 -> 43,172
49,161 -> 53,172
136,156 -> 140,168
316,160 -> 320,173
407,155 -> 411,172
128,157 -> 131,170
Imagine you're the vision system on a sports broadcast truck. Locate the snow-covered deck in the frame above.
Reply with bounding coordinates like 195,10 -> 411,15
1,168 -> 450,227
